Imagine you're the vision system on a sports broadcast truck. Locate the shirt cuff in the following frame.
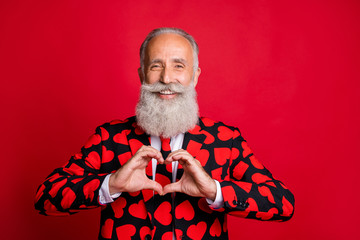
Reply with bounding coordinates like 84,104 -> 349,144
206,180 -> 224,209
99,174 -> 121,205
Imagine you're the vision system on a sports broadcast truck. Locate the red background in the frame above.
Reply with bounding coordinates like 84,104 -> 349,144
1,0 -> 359,239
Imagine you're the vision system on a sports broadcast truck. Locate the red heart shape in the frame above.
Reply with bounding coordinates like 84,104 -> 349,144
222,186 -> 237,208
175,200 -> 194,220
142,189 -> 153,202
232,161 -> 249,180
48,179 -> 66,198
210,218 -> 221,237
110,119 -> 127,125
233,129 -> 241,138
197,149 -> 209,167
84,134 -> 101,148
128,200 -> 147,219
175,229 -> 183,239
102,146 -> 114,163
256,207 -> 278,220
101,219 -> 114,239
113,130 -> 131,145
251,173 -> 272,184
85,151 -> 101,169
214,148 -> 231,165
189,124 -> 201,134
203,130 -> 215,144
201,117 -> 216,127
234,181 -> 252,193
100,127 -> 109,141
241,141 -> 252,158
231,147 -> 239,160
258,186 -> 275,204
128,191 -> 140,197
187,221 -> 207,240
115,224 -> 136,239
211,167 -> 222,181
154,201 -> 172,226
111,197 -> 127,218
117,152 -> 132,166
281,196 -> 294,217
155,173 -> 171,188
186,140 -> 202,156
83,179 -> 100,202
217,126 -> 233,141
129,138 -> 145,153
139,226 -> 151,240
61,187 -> 76,209
166,163 -> 172,172
162,232 -> 173,240
247,197 -> 259,211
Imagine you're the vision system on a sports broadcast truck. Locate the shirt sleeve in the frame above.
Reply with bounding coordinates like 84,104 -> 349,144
205,180 -> 224,209
99,174 -> 121,205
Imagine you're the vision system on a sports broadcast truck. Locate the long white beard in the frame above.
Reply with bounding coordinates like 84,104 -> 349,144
135,82 -> 199,138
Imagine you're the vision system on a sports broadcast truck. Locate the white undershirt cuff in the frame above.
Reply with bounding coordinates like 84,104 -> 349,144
99,174 -> 121,205
206,179 -> 224,209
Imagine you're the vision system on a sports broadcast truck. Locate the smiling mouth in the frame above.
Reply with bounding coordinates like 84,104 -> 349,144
159,89 -> 176,95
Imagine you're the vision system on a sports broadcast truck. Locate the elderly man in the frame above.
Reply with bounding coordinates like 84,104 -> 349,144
35,27 -> 294,240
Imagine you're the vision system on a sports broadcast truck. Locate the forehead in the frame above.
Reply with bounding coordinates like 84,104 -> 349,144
145,33 -> 194,61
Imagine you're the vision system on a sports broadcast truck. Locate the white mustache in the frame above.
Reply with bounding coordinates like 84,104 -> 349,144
142,82 -> 186,94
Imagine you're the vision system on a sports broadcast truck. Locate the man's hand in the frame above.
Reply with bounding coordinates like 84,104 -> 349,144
162,149 -> 217,201
109,145 -> 164,195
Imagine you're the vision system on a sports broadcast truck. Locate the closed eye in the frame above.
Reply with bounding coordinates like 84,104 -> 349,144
150,64 -> 161,70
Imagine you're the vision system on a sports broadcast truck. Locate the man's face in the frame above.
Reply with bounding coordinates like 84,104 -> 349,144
139,33 -> 201,100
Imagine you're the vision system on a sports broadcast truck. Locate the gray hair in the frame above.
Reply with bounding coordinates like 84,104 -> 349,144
139,27 -> 199,74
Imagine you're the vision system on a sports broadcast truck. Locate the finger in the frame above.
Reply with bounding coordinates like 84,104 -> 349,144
165,151 -> 191,164
163,182 -> 182,195
166,149 -> 188,158
125,152 -> 163,172
144,179 -> 164,195
169,154 -> 196,167
143,150 -> 163,162
136,148 -> 164,163
145,147 -> 164,162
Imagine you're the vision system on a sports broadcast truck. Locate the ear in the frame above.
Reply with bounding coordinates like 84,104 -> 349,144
193,67 -> 201,87
138,67 -> 144,83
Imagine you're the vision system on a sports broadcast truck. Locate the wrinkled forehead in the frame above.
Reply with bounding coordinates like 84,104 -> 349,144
145,33 -> 195,61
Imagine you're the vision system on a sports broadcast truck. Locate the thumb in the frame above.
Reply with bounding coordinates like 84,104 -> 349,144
163,182 -> 181,195
144,179 -> 164,195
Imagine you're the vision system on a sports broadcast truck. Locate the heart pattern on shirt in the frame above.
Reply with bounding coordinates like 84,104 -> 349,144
35,116 -> 295,239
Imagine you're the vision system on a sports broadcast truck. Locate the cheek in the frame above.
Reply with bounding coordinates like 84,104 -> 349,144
145,72 -> 159,84
178,72 -> 193,86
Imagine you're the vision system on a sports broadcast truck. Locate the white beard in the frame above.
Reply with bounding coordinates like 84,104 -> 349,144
135,82 -> 199,138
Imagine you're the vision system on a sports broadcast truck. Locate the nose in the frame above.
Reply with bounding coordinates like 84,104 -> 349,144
160,66 -> 172,84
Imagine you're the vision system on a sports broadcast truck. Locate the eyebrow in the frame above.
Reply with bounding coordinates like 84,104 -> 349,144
149,58 -> 188,65
172,58 -> 188,65
149,59 -> 162,65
